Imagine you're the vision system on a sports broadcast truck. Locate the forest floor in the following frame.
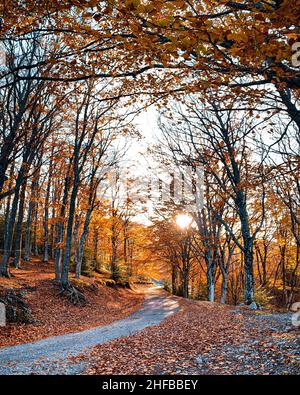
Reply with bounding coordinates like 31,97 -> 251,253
0,265 -> 299,375
73,296 -> 299,375
0,259 -> 144,348
0,286 -> 179,374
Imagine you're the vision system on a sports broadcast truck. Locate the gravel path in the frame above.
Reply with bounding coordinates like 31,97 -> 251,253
0,286 -> 179,375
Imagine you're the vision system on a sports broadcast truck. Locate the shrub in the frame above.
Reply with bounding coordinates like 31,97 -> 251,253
70,247 -> 95,277
254,286 -> 273,307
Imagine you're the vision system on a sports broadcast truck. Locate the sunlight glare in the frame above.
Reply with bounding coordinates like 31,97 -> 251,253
175,214 -> 193,229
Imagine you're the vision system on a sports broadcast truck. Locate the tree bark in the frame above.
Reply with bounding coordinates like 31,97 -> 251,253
93,228 -> 99,269
182,267 -> 189,298
277,87 -> 300,132
61,179 -> 79,286
24,181 -> 36,261
237,190 -> 255,305
76,207 -> 93,278
31,202 -> 39,256
73,215 -> 80,278
12,180 -> 27,268
220,271 -> 228,304
54,171 -> 71,282
0,168 -> 25,276
206,263 -> 215,302
43,157 -> 53,263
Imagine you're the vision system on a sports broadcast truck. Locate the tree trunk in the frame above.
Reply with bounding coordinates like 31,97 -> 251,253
43,148 -> 54,263
54,224 -> 63,281
182,268 -> 189,299
277,87 -> 300,132
76,208 -> 92,278
207,264 -> 215,302
61,181 -> 79,286
2,162 -> 15,253
110,211 -> 119,281
24,196 -> 34,261
49,187 -> 57,259
0,159 -> 8,198
93,228 -> 99,269
24,172 -> 40,261
43,174 -> 51,263
54,173 -> 71,282
13,180 -> 27,268
0,171 -> 24,276
73,215 -> 80,278
171,262 -> 177,295
31,203 -> 39,255
111,233 -> 118,281
244,243 -> 255,305
238,192 -> 255,305
220,271 -> 228,304
0,199 -> 14,277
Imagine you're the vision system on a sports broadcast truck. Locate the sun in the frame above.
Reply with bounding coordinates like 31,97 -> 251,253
175,214 -> 193,229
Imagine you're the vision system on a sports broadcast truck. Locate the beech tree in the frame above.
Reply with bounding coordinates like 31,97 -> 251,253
1,1 -> 298,132
0,0 -> 298,310
158,96 -> 269,304
56,83 -> 120,286
151,211 -> 197,299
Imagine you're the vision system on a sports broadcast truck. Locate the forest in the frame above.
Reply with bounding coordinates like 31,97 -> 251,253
0,0 -> 299,376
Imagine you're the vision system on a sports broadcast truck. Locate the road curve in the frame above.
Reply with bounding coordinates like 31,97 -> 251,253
0,286 -> 179,375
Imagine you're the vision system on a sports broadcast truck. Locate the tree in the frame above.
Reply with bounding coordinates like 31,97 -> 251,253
2,1 -> 298,131
151,211 -> 196,299
158,96 -> 268,304
59,82 -> 120,286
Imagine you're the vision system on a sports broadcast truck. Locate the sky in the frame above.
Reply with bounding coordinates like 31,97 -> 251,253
121,104 -> 204,225
124,106 -> 161,224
